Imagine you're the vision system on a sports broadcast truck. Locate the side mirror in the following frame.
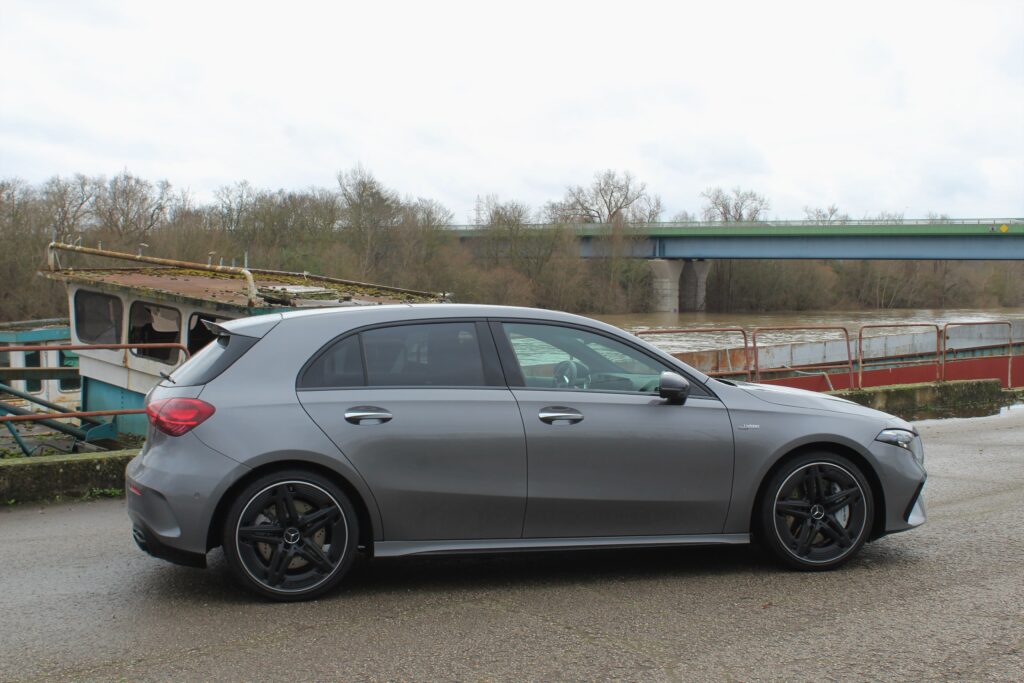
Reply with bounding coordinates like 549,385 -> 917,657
658,371 -> 690,405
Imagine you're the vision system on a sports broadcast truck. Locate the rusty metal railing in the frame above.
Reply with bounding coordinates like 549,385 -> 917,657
858,323 -> 943,387
942,321 -> 1014,386
752,326 -> 855,389
0,342 -> 189,425
634,327 -> 751,379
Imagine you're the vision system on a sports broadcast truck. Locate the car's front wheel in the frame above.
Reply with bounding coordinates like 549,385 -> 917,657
758,452 -> 874,570
222,469 -> 358,601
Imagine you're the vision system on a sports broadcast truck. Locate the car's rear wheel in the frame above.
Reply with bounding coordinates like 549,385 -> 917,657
758,452 -> 874,570
222,469 -> 357,601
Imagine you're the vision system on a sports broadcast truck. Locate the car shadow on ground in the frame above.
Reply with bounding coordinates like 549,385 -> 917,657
136,537 -> 921,605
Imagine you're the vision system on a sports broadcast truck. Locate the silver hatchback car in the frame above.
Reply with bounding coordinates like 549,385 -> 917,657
127,304 -> 926,601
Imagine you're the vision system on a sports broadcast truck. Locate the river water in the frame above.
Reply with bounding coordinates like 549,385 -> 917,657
594,307 -> 1024,353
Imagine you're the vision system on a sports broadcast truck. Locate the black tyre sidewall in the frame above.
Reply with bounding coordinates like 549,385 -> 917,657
222,469 -> 359,601
758,452 -> 874,571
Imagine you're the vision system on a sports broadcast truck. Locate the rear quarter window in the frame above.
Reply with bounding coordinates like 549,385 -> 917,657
169,333 -> 257,387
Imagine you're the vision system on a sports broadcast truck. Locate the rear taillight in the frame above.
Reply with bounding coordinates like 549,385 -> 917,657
146,398 -> 216,436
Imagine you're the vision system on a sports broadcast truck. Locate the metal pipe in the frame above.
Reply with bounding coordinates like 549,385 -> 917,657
857,323 -> 942,388
752,325 -> 855,390
634,327 -> 751,380
2,343 -> 189,356
47,242 -> 259,307
0,408 -> 144,425
942,321 -> 1014,387
0,382 -> 102,425
0,401 -> 90,438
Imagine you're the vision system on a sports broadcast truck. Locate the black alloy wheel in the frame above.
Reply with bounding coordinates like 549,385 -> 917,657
759,453 -> 874,570
223,470 -> 358,600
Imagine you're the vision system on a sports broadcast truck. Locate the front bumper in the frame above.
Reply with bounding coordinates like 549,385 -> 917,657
869,436 -> 927,536
126,430 -> 249,567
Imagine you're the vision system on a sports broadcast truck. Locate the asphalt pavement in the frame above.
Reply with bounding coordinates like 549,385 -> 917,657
1,408 -> 1022,681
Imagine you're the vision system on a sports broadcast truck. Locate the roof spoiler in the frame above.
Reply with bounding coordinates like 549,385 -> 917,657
203,314 -> 282,339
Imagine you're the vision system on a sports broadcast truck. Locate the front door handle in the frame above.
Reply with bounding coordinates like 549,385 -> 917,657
539,406 -> 584,424
344,407 -> 393,424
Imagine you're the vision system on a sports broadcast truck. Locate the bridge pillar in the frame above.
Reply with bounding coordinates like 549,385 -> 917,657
649,259 -> 684,312
680,259 -> 711,312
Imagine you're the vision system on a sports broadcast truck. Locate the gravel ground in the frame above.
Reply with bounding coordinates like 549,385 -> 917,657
1,408 -> 1021,682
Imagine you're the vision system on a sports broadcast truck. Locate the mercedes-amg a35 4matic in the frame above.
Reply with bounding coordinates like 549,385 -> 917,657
128,305 -> 926,600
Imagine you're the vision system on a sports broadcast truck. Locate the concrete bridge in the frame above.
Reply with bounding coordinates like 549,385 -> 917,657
456,219 -> 1024,312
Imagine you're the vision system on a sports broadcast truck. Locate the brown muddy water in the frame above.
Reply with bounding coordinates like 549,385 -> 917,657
594,307 -> 1024,353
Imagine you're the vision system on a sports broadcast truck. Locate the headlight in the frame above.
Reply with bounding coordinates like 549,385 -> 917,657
876,428 -> 915,450
876,428 -> 924,466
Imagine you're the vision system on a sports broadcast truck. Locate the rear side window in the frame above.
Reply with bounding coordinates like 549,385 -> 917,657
74,291 -> 123,344
300,335 -> 364,388
299,322 -> 489,389
169,333 -> 257,387
364,323 -> 486,387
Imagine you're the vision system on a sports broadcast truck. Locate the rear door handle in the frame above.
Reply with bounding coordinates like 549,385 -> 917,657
344,407 -> 393,424
539,406 -> 584,424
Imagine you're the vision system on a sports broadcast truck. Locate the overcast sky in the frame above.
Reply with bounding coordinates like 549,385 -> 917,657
2,0 -> 1022,222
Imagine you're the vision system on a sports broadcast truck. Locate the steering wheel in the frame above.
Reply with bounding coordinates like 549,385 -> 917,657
553,360 -> 590,389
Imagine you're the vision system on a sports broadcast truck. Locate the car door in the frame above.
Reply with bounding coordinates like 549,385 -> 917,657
493,320 -> 734,538
297,320 -> 527,541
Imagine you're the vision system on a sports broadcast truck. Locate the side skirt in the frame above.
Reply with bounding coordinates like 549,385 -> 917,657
373,533 -> 750,558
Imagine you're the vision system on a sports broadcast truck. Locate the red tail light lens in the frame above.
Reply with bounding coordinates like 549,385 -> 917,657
146,398 -> 215,436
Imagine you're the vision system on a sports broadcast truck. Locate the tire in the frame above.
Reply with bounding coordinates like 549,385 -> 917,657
757,452 -> 874,571
222,469 -> 359,601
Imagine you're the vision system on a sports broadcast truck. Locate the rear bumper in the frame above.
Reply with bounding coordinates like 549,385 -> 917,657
126,431 -> 249,565
131,519 -> 207,568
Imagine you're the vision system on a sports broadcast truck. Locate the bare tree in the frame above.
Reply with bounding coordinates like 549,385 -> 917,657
870,211 -> 904,224
700,187 -> 770,222
672,209 -> 697,222
337,166 -> 404,277
546,170 -> 663,224
803,204 -> 850,224
92,171 -> 172,239
42,174 -> 99,241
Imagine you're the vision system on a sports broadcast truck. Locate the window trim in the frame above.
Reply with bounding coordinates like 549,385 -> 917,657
296,318 -> 506,391
489,318 -> 714,399
128,300 -> 182,366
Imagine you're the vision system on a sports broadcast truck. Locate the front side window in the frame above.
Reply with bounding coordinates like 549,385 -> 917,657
128,302 -> 182,364
501,322 -> 666,393
74,291 -> 123,344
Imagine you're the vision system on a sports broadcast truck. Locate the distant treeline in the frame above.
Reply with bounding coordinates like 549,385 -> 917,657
0,169 -> 1021,322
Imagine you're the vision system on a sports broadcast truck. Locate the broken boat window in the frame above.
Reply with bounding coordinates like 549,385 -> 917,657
187,313 -> 227,355
129,302 -> 182,364
74,290 -> 123,344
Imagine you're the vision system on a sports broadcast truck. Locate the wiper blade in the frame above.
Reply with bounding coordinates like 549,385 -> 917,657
159,371 -> 176,384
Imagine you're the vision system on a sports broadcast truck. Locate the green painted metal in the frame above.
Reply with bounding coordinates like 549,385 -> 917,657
0,325 -> 71,344
451,219 -> 1024,239
82,377 -> 147,436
